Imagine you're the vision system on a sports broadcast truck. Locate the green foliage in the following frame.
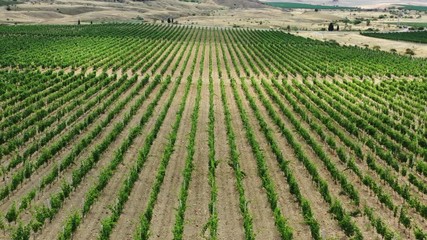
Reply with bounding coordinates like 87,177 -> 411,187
0,24 -> 425,77
205,37 -> 218,239
11,222 -> 30,240
58,212 -> 81,240
0,1 -> 20,7
414,227 -> 427,240
0,213 -> 6,233
399,207 -> 411,228
362,31 -> 427,44
395,22 -> 427,28
398,5 -> 427,11
5,203 -> 17,223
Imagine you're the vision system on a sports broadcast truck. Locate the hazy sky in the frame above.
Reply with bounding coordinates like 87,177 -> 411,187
260,0 -> 427,7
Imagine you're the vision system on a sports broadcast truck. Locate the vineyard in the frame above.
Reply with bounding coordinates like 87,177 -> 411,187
362,31 -> 427,44
0,23 -> 426,240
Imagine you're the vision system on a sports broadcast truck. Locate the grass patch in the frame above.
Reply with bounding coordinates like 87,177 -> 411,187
397,5 -> 427,11
0,0 -> 21,7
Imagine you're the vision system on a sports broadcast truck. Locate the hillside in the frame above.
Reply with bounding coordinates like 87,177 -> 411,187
213,0 -> 263,8
259,0 -> 427,8
0,0 -> 256,24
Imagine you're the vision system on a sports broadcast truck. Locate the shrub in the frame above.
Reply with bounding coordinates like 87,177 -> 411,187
405,48 -> 415,55
6,203 -> 17,223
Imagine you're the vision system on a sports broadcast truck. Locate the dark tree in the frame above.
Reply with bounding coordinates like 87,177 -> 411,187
78,19 -> 81,25
167,18 -> 171,23
336,24 -> 339,31
328,22 -> 334,31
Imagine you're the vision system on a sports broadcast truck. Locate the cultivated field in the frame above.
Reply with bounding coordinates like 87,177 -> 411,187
0,24 -> 426,240
362,31 -> 427,44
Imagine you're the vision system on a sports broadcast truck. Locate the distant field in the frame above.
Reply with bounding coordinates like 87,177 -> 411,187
395,22 -> 427,28
0,0 -> 21,6
265,2 -> 357,10
362,31 -> 427,44
398,5 -> 427,11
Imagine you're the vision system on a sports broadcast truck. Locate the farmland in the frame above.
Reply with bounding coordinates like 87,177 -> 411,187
0,23 -> 426,240
397,5 -> 427,11
395,22 -> 427,29
362,31 -> 427,44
